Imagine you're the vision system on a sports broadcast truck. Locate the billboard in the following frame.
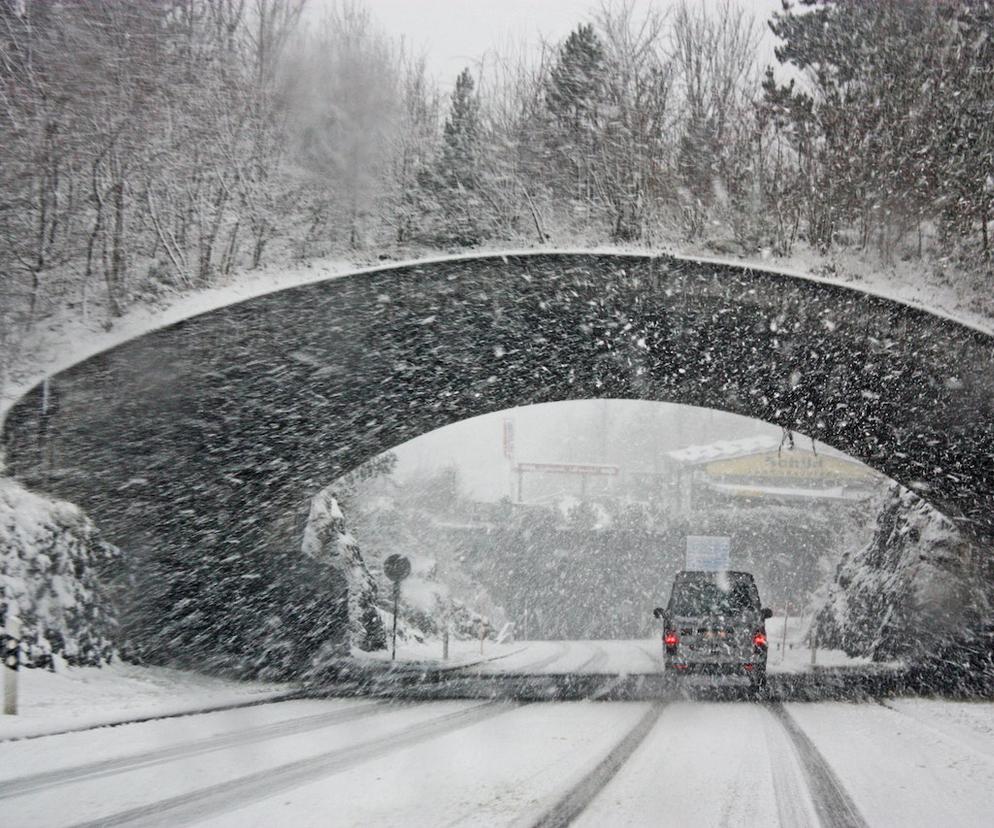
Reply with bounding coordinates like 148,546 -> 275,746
704,450 -> 876,483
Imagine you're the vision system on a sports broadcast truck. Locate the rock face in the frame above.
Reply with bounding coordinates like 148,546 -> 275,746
0,477 -> 119,666
814,484 -> 988,662
302,486 -> 386,652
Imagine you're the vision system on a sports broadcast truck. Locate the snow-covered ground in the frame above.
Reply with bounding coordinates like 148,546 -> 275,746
575,701 -> 820,827
0,634 -> 874,742
787,701 -> 994,827
0,662 -> 294,741
764,615 -> 890,673
353,637 -> 527,670
2,688 -> 993,826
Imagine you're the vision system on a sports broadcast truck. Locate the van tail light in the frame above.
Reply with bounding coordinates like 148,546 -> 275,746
752,631 -> 768,648
663,631 -> 679,647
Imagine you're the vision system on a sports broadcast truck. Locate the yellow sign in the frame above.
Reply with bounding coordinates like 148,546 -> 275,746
704,450 -> 877,483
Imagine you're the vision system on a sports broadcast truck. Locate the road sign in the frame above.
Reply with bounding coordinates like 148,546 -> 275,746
686,535 -> 731,571
515,461 -> 619,476
383,554 -> 411,582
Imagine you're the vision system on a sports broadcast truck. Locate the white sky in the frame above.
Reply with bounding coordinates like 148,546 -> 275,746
392,400 -> 777,501
327,0 -> 786,86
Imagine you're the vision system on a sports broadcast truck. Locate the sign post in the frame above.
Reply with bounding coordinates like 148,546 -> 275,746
3,611 -> 21,716
383,554 -> 411,661
781,601 -> 791,664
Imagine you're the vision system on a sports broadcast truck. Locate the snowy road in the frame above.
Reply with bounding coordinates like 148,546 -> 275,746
3,690 -> 994,826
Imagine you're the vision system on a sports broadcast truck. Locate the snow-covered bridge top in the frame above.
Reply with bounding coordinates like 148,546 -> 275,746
3,246 -> 991,425
3,251 -> 993,564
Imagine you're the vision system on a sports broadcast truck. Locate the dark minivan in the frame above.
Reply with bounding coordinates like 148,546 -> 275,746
654,570 -> 772,688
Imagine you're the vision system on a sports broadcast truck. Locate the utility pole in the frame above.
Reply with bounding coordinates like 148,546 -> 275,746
391,583 -> 400,661
383,555 -> 411,661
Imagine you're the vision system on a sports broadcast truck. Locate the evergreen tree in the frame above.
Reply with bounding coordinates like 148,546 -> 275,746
547,24 -> 605,134
545,24 -> 606,211
441,68 -> 482,191
430,67 -> 487,245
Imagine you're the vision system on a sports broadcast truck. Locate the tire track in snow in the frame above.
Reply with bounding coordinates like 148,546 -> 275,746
526,701 -> 666,828
632,639 -> 663,670
767,703 -> 868,828
66,701 -> 519,828
469,642 -> 571,675
0,700 -> 387,799
575,644 -> 609,674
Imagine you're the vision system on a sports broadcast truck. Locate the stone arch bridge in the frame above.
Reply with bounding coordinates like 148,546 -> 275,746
4,252 -> 993,566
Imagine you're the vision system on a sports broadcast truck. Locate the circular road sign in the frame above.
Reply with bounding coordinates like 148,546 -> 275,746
383,554 -> 412,583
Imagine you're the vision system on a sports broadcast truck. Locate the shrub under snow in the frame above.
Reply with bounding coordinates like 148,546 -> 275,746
302,485 -> 386,653
0,478 -> 120,667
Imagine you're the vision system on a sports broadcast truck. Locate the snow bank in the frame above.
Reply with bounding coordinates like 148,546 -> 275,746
0,661 -> 291,741
813,483 -> 987,661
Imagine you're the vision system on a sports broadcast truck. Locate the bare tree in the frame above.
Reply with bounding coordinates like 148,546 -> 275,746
670,0 -> 759,244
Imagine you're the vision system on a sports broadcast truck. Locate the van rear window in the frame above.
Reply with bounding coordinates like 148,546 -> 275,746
669,579 -> 758,616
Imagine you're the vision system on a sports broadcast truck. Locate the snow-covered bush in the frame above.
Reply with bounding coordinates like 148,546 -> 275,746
302,485 -> 386,653
813,484 -> 988,662
0,478 -> 119,667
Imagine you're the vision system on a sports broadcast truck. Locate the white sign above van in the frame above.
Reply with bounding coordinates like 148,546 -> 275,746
685,535 -> 731,571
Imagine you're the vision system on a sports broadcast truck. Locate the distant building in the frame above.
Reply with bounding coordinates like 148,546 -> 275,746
664,435 -> 882,514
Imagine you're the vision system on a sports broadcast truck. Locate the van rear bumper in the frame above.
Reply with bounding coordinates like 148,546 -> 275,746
665,660 -> 765,675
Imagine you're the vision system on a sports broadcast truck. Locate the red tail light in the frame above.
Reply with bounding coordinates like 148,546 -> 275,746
663,631 -> 679,647
753,631 -> 767,648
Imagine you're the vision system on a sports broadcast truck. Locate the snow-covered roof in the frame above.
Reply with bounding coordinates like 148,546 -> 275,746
666,434 -> 850,467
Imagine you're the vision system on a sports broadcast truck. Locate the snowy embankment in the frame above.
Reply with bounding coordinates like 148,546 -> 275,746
814,483 -> 986,662
0,662 -> 295,741
4,244 -> 991,425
